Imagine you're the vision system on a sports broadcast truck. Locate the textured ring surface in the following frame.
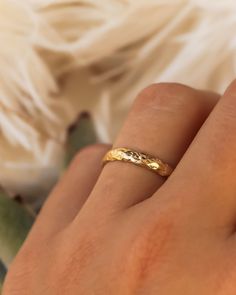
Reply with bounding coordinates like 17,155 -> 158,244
102,147 -> 173,177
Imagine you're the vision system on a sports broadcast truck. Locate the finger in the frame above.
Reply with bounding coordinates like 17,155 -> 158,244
30,144 -> 111,238
87,83 -> 219,212
159,79 -> 236,228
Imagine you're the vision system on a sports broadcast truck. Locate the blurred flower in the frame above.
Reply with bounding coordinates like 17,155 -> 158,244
1,0 -> 236,199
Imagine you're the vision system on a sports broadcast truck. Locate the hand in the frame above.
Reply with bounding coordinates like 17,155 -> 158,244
3,82 -> 236,294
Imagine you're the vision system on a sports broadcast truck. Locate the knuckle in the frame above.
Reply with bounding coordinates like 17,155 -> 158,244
135,83 -> 198,113
52,232 -> 97,292
125,206 -> 178,280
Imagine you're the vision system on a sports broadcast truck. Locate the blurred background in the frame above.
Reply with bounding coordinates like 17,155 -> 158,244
0,0 -> 236,289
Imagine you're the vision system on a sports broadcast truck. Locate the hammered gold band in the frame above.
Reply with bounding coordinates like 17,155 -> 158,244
102,148 -> 173,177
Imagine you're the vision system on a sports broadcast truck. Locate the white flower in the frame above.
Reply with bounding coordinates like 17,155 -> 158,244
0,0 -> 236,200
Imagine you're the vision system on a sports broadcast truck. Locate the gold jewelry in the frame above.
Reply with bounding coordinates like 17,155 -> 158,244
102,147 -> 173,177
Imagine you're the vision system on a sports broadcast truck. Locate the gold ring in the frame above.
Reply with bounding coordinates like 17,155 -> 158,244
102,147 -> 173,177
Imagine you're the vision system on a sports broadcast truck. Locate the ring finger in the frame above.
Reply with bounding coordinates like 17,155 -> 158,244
87,83 -> 219,211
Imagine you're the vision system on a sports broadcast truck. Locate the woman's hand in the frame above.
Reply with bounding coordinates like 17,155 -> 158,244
3,81 -> 236,294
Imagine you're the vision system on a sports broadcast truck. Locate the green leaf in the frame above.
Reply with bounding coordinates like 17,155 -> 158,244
65,113 -> 97,166
0,192 -> 34,267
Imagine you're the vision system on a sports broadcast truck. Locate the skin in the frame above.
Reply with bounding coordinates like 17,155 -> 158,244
3,81 -> 236,294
